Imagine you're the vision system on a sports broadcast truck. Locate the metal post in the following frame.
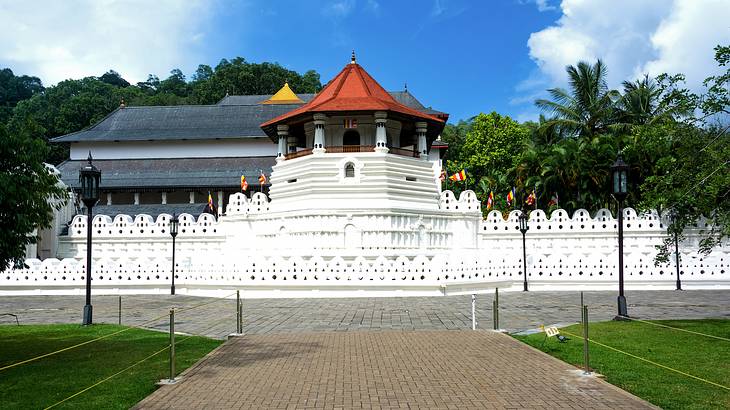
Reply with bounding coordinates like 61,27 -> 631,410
118,295 -> 122,325
236,290 -> 242,334
674,230 -> 682,291
494,288 -> 500,330
617,200 -> 627,317
522,232 -> 528,292
471,294 -> 476,330
171,235 -> 176,295
169,309 -> 175,381
83,205 -> 94,325
582,304 -> 590,374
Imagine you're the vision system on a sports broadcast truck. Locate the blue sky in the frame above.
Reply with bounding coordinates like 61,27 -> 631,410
1,0 -> 728,123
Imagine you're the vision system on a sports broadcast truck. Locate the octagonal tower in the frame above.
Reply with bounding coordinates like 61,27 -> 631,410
260,53 -> 448,213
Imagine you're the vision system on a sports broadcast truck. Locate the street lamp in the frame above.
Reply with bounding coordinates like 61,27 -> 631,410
519,210 -> 529,292
169,213 -> 179,295
670,210 -> 682,291
611,152 -> 629,318
79,152 -> 101,325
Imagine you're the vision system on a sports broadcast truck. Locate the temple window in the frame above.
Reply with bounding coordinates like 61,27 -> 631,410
345,162 -> 355,178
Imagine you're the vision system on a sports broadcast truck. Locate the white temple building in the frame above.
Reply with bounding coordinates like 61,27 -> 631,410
4,55 -> 729,297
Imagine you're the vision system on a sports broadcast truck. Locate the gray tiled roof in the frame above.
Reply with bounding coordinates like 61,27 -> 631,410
217,94 -> 316,105
57,157 -> 275,189
51,104 -> 302,142
52,90 -> 444,143
90,203 -> 209,218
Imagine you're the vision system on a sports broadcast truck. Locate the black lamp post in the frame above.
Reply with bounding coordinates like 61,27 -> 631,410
611,152 -> 629,318
670,211 -> 682,291
79,152 -> 101,325
169,213 -> 179,295
519,210 -> 529,292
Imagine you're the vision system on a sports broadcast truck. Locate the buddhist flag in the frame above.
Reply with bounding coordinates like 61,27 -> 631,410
506,188 -> 515,205
206,192 -> 217,215
258,171 -> 267,185
487,191 -> 494,210
548,192 -> 559,207
449,169 -> 467,182
525,189 -> 537,206
344,118 -> 357,128
241,175 -> 248,192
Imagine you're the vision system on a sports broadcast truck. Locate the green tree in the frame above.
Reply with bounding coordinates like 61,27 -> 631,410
535,60 -> 619,138
0,68 -> 44,124
0,122 -> 67,268
99,70 -> 130,88
446,112 -> 527,206
640,44 -> 730,258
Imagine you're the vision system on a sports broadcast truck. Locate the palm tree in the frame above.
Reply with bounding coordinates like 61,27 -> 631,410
535,60 -> 620,138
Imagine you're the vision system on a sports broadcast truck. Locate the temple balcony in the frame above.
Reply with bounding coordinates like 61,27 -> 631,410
283,145 -> 420,160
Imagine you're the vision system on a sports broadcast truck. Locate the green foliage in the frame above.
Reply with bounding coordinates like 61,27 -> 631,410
0,123 -> 67,268
2,58 -> 322,165
514,319 -> 730,410
0,324 -> 221,409
443,113 -> 527,213
0,68 -> 44,125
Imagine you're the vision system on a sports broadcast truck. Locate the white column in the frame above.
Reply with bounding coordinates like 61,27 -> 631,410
313,113 -> 327,154
374,111 -> 388,153
106,193 -> 112,205
161,192 -> 167,204
134,193 -> 140,205
416,122 -> 428,159
276,124 -> 289,162
217,191 -> 223,216
189,191 -> 195,204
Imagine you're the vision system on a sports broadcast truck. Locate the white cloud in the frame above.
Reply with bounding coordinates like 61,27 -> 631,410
324,0 -> 356,17
0,0 -> 215,85
521,0 -> 730,99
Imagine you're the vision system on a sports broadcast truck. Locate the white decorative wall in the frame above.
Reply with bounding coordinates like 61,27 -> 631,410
2,191 -> 728,297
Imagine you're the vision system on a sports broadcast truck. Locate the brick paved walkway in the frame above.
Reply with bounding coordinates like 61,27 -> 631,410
134,331 -> 655,409
2,290 -> 728,338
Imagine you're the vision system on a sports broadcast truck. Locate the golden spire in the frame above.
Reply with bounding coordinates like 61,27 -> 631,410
261,82 -> 304,104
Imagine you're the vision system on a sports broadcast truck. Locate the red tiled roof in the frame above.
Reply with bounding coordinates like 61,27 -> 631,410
260,62 -> 445,128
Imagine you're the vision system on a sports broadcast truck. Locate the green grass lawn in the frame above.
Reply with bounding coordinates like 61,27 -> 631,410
513,319 -> 730,410
0,324 -> 222,409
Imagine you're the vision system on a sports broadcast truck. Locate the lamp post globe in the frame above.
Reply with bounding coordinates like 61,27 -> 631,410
169,213 -> 179,295
611,152 -> 629,318
79,152 -> 101,325
519,210 -> 529,292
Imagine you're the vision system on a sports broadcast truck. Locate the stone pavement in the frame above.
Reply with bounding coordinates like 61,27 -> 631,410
1,290 -> 728,338
134,330 -> 656,409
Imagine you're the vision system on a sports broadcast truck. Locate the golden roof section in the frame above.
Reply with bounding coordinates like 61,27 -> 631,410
261,82 -> 304,104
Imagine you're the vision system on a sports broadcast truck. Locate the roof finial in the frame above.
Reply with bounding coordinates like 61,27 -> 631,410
351,50 -> 356,64
87,151 -> 93,165
119,98 -> 126,108
404,82 -> 408,92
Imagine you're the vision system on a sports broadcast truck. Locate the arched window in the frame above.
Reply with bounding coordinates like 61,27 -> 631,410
345,162 -> 355,178
343,130 -> 360,146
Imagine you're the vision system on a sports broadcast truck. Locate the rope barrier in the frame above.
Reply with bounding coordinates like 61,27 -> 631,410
559,329 -> 730,392
620,316 -> 730,342
1,292 -> 238,372
175,292 -> 237,315
42,312 -> 237,409
43,344 -> 171,410
0,311 -> 170,373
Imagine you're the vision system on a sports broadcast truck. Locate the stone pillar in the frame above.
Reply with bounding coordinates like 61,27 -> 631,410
106,193 -> 112,206
415,122 -> 428,159
161,192 -> 167,204
189,191 -> 195,204
134,193 -> 140,205
276,124 -> 289,162
374,111 -> 388,153
313,113 -> 327,154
